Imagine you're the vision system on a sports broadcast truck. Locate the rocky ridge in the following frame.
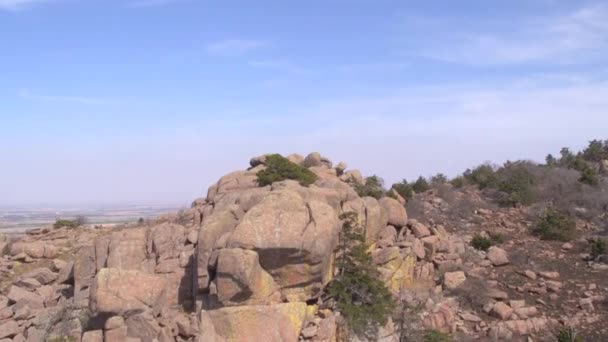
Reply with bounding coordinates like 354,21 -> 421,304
0,152 -> 606,341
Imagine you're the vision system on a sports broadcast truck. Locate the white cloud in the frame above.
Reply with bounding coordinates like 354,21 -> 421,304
18,89 -> 106,105
206,39 -> 268,56
0,0 -> 47,11
407,4 -> 608,65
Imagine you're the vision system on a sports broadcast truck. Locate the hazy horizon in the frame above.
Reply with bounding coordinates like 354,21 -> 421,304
2,0 -> 608,206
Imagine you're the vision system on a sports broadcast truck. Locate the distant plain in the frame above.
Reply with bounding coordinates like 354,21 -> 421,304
0,205 -> 183,235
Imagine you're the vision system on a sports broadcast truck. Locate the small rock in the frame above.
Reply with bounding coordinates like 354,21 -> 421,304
487,247 -> 509,266
521,270 -> 537,280
14,278 -> 41,291
301,324 -> 318,339
443,271 -> 466,289
545,281 -> 563,293
187,230 -> 198,245
52,259 -> 67,272
514,307 -> 538,319
487,289 -> 509,300
509,300 -> 526,310
491,302 -> 513,320
561,242 -> 573,250
410,220 -> 431,238
539,271 -> 560,279
459,312 -> 482,322
579,298 -> 594,312
105,316 -> 126,330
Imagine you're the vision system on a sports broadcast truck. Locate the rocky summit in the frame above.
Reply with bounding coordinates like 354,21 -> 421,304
0,152 -> 607,342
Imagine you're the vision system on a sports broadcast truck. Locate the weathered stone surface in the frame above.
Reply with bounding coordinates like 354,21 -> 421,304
74,246 -> 96,307
7,285 -> 44,309
200,303 -> 307,342
343,197 -> 388,242
207,170 -> 259,201
90,268 -> 167,315
443,271 -> 466,289
197,206 -> 240,291
9,242 -> 56,259
0,320 -> 19,339
106,229 -> 148,270
14,278 -> 41,291
303,152 -> 323,168
491,302 -> 513,320
56,261 -> 75,284
409,220 -> 431,238
126,312 -> 162,342
226,191 -> 340,301
339,169 -> 363,185
379,197 -> 407,228
216,248 -> 278,306
487,246 -> 509,266
82,330 -> 103,342
19,267 -> 57,285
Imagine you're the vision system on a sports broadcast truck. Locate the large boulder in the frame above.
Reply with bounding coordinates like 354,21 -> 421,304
379,197 -> 407,228
200,303 -> 307,342
90,268 -> 167,316
226,190 -> 340,301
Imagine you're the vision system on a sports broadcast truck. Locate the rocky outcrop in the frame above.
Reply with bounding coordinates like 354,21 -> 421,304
4,151 -> 598,341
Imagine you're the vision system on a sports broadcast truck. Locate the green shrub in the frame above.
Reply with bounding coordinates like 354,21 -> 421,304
496,163 -> 536,206
423,330 -> 451,342
450,176 -> 465,188
464,164 -> 497,189
579,166 -> 599,186
431,173 -> 448,185
391,180 -> 414,199
412,176 -> 430,193
328,212 -> 395,337
53,216 -> 86,229
532,209 -> 577,241
488,232 -> 505,244
256,154 -> 318,187
581,139 -> 608,162
590,239 -> 607,259
556,326 -> 583,342
354,175 -> 386,199
471,234 -> 492,251
546,154 -> 558,167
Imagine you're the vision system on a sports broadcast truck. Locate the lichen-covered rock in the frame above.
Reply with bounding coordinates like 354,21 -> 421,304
200,303 -> 307,342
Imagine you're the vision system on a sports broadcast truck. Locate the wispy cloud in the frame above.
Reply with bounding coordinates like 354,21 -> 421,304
0,0 -> 47,11
405,4 -> 608,65
206,39 -> 268,56
248,60 -> 313,75
18,89 -> 106,105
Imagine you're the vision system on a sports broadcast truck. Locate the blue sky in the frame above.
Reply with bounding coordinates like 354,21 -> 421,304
1,0 -> 608,207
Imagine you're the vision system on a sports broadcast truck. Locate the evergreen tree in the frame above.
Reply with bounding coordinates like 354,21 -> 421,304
328,212 -> 395,338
